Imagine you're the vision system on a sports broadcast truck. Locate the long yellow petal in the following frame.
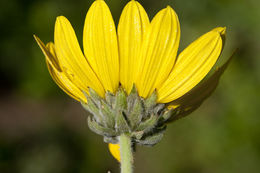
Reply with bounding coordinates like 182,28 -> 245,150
83,0 -> 119,93
158,27 -> 226,103
108,143 -> 120,162
167,51 -> 234,122
54,16 -> 105,97
135,6 -> 180,98
34,35 -> 86,102
118,0 -> 150,94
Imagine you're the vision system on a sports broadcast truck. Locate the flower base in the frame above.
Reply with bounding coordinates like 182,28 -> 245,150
81,86 -> 176,146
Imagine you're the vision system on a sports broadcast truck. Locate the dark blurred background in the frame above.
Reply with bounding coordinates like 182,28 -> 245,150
0,0 -> 259,172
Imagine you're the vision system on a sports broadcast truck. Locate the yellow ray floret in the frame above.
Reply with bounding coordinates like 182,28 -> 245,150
157,27 -> 225,103
118,0 -> 150,94
135,6 -> 180,98
54,16 -> 105,97
83,0 -> 119,93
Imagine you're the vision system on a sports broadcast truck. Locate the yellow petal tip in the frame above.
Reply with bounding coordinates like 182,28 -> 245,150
213,27 -> 226,36
33,34 -> 41,43
127,0 -> 137,6
33,34 -> 38,41
95,0 -> 104,3
166,5 -> 173,11
56,16 -> 67,22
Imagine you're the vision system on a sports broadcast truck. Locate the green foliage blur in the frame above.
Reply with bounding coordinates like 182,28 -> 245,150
0,0 -> 259,172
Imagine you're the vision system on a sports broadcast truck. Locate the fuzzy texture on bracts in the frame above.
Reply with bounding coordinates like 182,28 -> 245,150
81,86 -> 176,146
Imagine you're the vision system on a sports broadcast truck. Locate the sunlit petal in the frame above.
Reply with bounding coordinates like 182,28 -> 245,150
118,0 -> 150,94
54,16 -> 104,97
136,6 -> 180,98
158,27 -> 225,103
83,0 -> 119,93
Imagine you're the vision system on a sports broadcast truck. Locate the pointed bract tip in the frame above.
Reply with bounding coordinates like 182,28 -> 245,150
130,84 -> 138,93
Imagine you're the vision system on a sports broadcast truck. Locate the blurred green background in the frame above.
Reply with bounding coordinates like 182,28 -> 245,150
0,0 -> 259,172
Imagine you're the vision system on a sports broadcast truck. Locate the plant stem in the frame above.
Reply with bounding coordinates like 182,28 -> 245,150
120,134 -> 133,173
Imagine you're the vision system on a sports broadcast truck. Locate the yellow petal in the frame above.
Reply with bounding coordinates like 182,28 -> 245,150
167,51 -> 234,122
34,35 -> 86,102
158,27 -> 226,103
108,143 -> 120,162
118,0 -> 150,94
135,6 -> 180,98
83,0 -> 119,93
54,16 -> 105,97
34,35 -> 62,72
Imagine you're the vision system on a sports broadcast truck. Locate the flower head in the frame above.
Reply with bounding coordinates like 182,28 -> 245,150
34,0 -> 230,162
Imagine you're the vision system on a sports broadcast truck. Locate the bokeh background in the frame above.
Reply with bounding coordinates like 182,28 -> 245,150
0,0 -> 259,172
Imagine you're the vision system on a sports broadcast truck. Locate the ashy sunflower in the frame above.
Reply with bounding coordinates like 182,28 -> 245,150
34,0 -> 232,172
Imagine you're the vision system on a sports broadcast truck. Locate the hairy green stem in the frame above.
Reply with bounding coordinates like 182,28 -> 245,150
120,134 -> 133,173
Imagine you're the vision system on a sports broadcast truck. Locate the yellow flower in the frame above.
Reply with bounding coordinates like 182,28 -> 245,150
34,0 -> 229,162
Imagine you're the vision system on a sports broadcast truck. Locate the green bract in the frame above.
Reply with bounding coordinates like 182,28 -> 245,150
81,86 -> 176,146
